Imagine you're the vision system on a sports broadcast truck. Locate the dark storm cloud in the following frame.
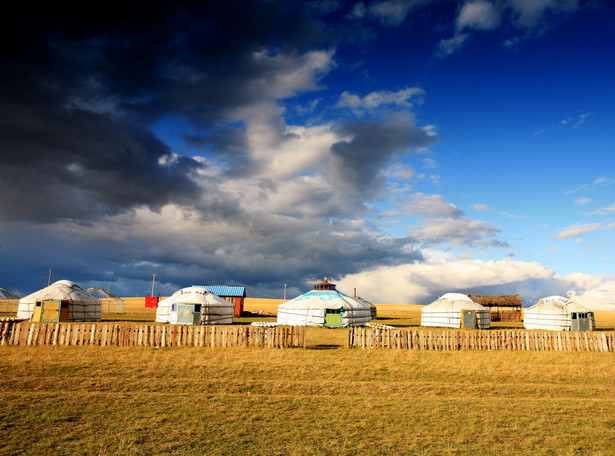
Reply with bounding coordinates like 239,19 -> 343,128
0,1 -> 332,222
330,112 -> 438,196
0,106 -> 203,222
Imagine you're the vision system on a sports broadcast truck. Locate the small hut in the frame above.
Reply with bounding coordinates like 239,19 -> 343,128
354,296 -> 377,319
421,293 -> 491,329
85,288 -> 126,314
277,278 -> 372,327
193,285 -> 246,317
466,294 -> 523,322
524,296 -> 595,331
156,286 -> 234,325
17,280 -> 101,322
0,288 -> 20,314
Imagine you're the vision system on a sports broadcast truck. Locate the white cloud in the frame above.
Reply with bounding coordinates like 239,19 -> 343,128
403,193 -> 463,218
507,0 -> 579,30
367,0 -> 431,26
338,255 -> 615,310
422,157 -> 437,169
564,176 -> 615,194
457,1 -> 501,31
336,87 -> 424,113
589,202 -> 615,216
471,203 -> 491,211
437,33 -> 470,57
412,217 -> 502,246
560,111 -> 594,129
574,197 -> 592,206
553,222 -> 603,239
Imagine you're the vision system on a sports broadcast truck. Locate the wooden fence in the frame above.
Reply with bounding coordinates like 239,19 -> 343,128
0,321 -> 305,348
348,327 -> 614,352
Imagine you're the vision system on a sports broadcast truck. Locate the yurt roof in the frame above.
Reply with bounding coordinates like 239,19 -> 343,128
425,293 -> 487,310
85,288 -> 124,301
279,289 -> 370,311
20,280 -> 100,304
159,286 -> 231,307
527,295 -> 591,313
0,288 -> 20,300
466,294 -> 522,307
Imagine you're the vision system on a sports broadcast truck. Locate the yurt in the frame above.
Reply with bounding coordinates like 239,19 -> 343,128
421,293 -> 491,329
155,286 -> 234,325
277,278 -> 372,327
0,288 -> 20,313
17,280 -> 101,322
523,296 -> 595,331
85,288 -> 126,313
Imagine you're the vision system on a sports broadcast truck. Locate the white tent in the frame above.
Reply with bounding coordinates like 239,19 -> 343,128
523,296 -> 595,331
85,288 -> 125,314
17,280 -> 101,322
421,293 -> 491,329
277,278 -> 372,327
156,286 -> 233,325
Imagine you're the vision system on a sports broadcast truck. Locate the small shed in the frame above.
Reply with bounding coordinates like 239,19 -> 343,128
421,293 -> 491,329
523,296 -> 595,331
277,278 -> 372,327
156,286 -> 234,325
85,288 -> 125,314
194,285 -> 246,317
17,280 -> 101,322
466,294 -> 523,322
0,288 -> 20,313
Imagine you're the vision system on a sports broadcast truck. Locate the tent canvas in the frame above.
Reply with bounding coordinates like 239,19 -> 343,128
277,279 -> 371,327
523,296 -> 595,331
421,293 -> 491,329
156,286 -> 233,325
17,280 -> 101,322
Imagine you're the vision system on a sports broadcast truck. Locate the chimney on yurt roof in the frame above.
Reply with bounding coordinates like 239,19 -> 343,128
313,277 -> 336,290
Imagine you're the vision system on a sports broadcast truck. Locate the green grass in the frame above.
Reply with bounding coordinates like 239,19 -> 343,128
1,345 -> 615,455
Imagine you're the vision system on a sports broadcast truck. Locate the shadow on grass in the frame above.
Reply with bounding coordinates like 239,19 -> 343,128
307,344 -> 344,350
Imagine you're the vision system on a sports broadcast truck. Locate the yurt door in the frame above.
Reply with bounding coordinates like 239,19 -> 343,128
175,303 -> 201,325
462,310 -> 477,329
33,300 -> 69,322
324,309 -> 342,327
571,312 -> 590,331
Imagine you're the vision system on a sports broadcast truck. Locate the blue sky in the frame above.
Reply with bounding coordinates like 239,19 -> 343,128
1,0 -> 614,308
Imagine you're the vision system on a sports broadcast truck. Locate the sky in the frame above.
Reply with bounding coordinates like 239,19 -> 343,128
1,0 -> 615,308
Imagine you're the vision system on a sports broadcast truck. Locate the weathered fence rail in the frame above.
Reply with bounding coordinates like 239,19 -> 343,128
0,321 -> 305,348
348,327 -> 614,352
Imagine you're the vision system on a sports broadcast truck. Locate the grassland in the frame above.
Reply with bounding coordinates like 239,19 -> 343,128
2,344 -> 615,455
2,299 -> 615,455
0,299 -> 615,456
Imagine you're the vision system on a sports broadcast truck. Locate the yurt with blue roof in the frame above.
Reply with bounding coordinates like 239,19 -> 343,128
156,286 -> 234,325
277,278 -> 371,327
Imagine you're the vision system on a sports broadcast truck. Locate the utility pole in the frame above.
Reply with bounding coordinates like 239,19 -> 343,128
48,268 -> 52,286
283,283 -> 287,300
151,273 -> 156,297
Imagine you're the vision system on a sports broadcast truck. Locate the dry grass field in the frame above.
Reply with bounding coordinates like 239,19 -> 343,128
2,298 -> 615,455
1,345 -> 615,455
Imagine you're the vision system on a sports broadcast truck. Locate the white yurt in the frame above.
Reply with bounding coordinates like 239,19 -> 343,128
17,280 -> 101,322
523,296 -> 595,331
277,278 -> 372,327
156,286 -> 234,325
0,288 -> 20,313
421,293 -> 491,329
85,288 -> 126,314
